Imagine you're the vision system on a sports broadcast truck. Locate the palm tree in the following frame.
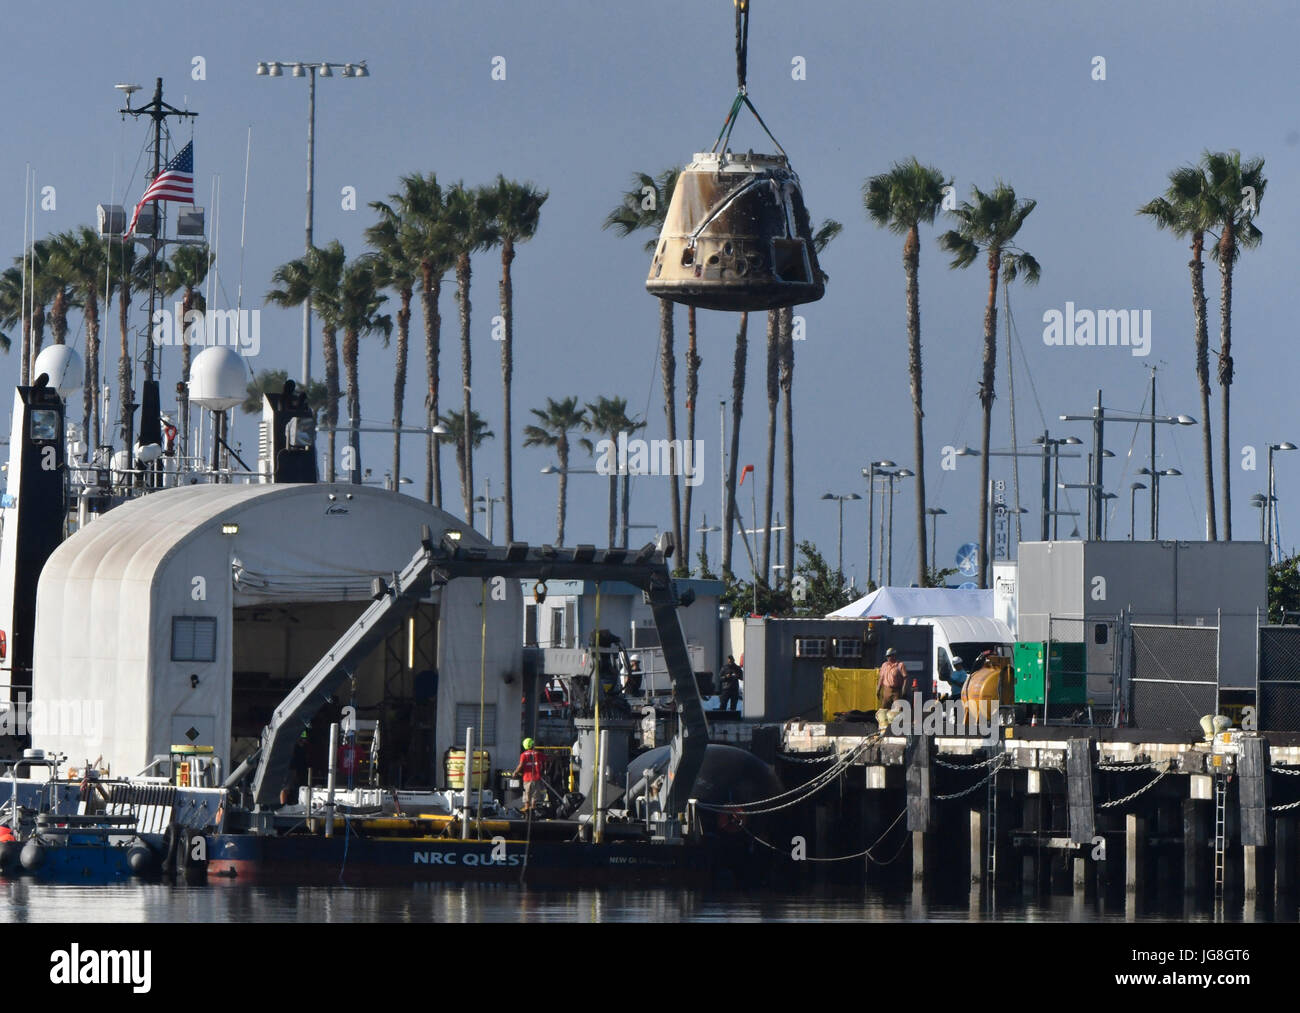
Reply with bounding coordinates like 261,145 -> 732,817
437,409 -> 494,517
604,168 -> 684,558
777,220 -> 843,585
584,395 -> 644,546
1203,150 -> 1266,541
241,368 -> 327,417
374,174 -> 456,508
864,159 -> 948,584
1138,165 -> 1220,539
51,228 -> 108,448
523,396 -> 589,546
486,175 -> 548,544
761,309 -> 778,584
444,182 -> 501,520
338,257 -> 392,482
0,267 -> 26,370
721,311 -> 748,576
940,184 -> 1041,587
159,244 -> 210,460
268,241 -> 345,480
104,239 -> 147,449
365,205 -> 418,491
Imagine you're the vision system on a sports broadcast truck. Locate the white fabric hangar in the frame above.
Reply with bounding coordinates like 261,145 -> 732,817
32,483 -> 522,782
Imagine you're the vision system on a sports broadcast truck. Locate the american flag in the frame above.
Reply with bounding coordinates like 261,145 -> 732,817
126,141 -> 194,237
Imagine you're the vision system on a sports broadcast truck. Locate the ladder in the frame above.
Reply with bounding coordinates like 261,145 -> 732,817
986,753 -> 998,887
1213,774 -> 1227,910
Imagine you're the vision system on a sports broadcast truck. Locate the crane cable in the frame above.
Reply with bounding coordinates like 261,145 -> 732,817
712,0 -> 788,159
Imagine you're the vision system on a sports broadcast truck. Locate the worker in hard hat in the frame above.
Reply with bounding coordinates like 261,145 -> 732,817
877,647 -> 907,708
512,737 -> 545,814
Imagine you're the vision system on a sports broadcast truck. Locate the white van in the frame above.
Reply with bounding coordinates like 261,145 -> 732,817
902,615 -> 1016,698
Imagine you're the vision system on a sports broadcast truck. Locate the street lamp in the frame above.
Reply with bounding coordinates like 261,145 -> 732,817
883,468 -> 913,586
1137,467 -> 1182,539
257,58 -> 370,386
696,516 -> 722,575
1267,442 -> 1297,563
821,492 -> 862,577
926,507 -> 947,573
1032,433 -> 1084,539
1061,388 -> 1194,540
1251,493 -> 1271,543
473,477 -> 505,542
861,460 -> 895,589
1128,482 -> 1146,541
1101,492 -> 1118,540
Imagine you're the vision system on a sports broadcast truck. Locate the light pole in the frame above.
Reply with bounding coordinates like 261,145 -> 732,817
1251,493 -> 1269,543
1128,482 -> 1146,540
926,507 -> 947,573
1267,442 -> 1297,563
821,493 -> 862,577
1101,492 -> 1118,540
473,476 -> 505,542
1061,389 -> 1194,541
1032,433 -> 1083,539
884,469 -> 913,586
256,59 -> 370,386
861,460 -> 895,590
1137,467 -> 1182,539
696,515 -> 722,574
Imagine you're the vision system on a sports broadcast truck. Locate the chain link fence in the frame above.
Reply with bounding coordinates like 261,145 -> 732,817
1128,623 -> 1218,731
1258,626 -> 1300,732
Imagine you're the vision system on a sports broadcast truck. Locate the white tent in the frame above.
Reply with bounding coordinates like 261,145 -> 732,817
32,483 -> 522,780
828,586 -> 993,619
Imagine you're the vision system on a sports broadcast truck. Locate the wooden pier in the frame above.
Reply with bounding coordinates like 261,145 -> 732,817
771,720 -> 1300,916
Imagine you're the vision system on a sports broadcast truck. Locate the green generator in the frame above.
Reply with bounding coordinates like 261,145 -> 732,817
1013,641 -> 1088,705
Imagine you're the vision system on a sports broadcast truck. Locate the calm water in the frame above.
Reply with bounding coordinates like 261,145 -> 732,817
0,881 -> 1283,923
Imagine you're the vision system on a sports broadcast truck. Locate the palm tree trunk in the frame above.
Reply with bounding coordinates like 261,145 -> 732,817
19,313 -> 31,387
118,283 -> 132,447
393,287 -> 411,487
344,326 -> 360,483
722,312 -> 748,576
31,304 -> 44,362
1218,227 -> 1235,541
658,298 -> 682,562
180,288 -> 193,462
761,310 -> 778,583
457,253 -> 473,522
620,470 -> 630,548
84,294 -> 100,450
421,266 -> 443,507
557,441 -> 569,546
322,324 -> 340,483
683,305 -> 700,562
607,469 -> 617,547
1190,234 -> 1216,540
779,307 -> 795,585
978,251 -> 1001,588
51,290 -> 68,346
905,226 -> 928,584
500,241 -> 515,542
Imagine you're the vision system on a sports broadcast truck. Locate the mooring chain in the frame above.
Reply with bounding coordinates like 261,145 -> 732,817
1270,765 -> 1300,776
935,753 -> 1003,772
1097,760 -> 1159,772
935,755 -> 1008,801
776,750 -> 841,764
1272,799 -> 1300,812
1097,760 -> 1174,809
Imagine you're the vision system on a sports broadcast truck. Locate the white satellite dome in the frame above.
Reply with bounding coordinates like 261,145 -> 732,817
189,346 -> 247,410
32,345 -> 84,398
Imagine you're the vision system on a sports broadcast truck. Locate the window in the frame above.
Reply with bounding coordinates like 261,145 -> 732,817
794,637 -> 827,658
455,703 -> 497,747
834,638 -> 863,659
564,602 -> 576,648
549,609 -> 563,647
30,409 -> 59,442
171,617 -> 217,663
524,604 -> 538,647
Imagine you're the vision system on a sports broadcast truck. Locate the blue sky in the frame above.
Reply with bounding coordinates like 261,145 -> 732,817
4,0 -> 1299,585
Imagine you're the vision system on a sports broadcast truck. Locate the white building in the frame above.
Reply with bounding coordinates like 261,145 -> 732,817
32,483 -> 522,782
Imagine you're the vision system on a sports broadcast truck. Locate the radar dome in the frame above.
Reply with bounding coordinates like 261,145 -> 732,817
189,347 -> 247,410
32,345 -> 84,398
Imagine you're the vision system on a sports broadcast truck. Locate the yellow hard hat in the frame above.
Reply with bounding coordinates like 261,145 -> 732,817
522,738 -> 534,750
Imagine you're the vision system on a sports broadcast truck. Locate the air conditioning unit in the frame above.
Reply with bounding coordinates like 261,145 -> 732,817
97,204 -> 126,238
177,207 -> 205,237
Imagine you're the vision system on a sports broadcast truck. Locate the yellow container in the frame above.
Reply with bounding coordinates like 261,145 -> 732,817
444,748 -> 491,790
822,667 -> 880,721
